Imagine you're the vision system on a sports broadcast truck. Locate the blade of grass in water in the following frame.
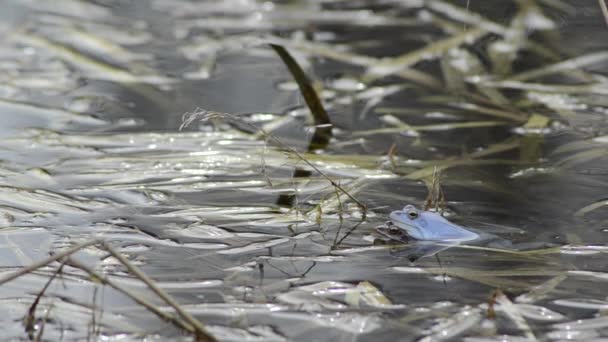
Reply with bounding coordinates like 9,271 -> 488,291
11,32 -> 173,84
426,0 -> 505,34
425,267 -> 564,277
403,159 -> 529,180
476,80 -> 608,95
495,292 -> 537,341
508,51 -> 608,82
422,268 -> 556,290
443,244 -> 563,256
599,0 -> 608,26
270,44 -> 332,149
352,121 -> 510,137
574,200 -> 608,217
444,102 -> 527,122
402,138 -> 522,179
551,140 -> 597,155
426,0 -> 562,61
439,47 -> 511,106
515,274 -> 568,303
267,36 -> 442,88
555,147 -> 608,167
364,27 -> 488,80
49,25 -> 153,64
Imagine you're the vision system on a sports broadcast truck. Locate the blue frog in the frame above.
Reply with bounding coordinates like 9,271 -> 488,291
381,205 -> 479,242
373,205 -> 555,261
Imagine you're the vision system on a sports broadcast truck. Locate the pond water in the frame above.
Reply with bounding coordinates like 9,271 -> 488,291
1,0 -> 608,341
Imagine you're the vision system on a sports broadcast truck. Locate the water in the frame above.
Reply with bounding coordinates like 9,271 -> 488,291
1,0 -> 608,340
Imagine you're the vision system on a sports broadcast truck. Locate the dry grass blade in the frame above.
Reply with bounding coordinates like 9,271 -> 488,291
11,32 -> 139,83
423,167 -> 445,212
437,243 -> 563,256
352,121 -> 510,136
181,109 -> 368,216
403,138 -> 522,180
600,0 -> 608,26
444,102 -> 528,122
574,200 -> 608,217
100,242 -> 216,342
426,267 -> 563,277
478,80 -> 608,95
64,257 -> 207,339
0,239 -> 216,341
424,268 -> 548,290
426,0 -> 563,61
515,274 -> 568,303
555,147 -> 608,167
387,143 -> 398,169
551,140 -> 596,155
0,239 -> 99,286
365,27 -> 488,80
24,261 -> 66,341
495,292 -> 537,340
404,159 -> 526,180
508,51 -> 608,82
268,37 -> 442,88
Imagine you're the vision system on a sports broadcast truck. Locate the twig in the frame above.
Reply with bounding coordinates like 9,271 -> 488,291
181,109 -> 367,217
3,239 -> 216,341
333,219 -> 366,248
0,239 -> 99,286
387,143 -> 397,169
64,257 -> 200,337
24,260 -> 66,340
100,242 -> 216,342
35,301 -> 53,342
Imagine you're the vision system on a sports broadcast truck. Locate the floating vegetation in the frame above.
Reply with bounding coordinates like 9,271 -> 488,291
1,0 -> 608,340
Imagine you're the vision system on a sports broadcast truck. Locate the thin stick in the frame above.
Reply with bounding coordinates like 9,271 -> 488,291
273,137 -> 367,215
35,301 -> 53,342
387,143 -> 398,169
0,239 -> 99,286
100,242 -> 216,342
64,257 -> 198,336
334,219 -> 366,247
181,110 -> 367,217
24,261 -> 66,340
600,0 -> 608,26
1,239 -> 215,341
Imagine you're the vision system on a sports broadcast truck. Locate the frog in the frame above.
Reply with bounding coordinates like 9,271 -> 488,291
373,204 -> 555,261
377,205 -> 479,242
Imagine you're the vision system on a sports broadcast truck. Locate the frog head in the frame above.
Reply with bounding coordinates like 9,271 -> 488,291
386,205 -> 479,242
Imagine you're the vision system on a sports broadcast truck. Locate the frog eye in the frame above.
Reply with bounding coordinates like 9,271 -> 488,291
407,210 -> 419,219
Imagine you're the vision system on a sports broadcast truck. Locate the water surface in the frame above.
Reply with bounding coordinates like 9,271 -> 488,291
1,0 -> 608,340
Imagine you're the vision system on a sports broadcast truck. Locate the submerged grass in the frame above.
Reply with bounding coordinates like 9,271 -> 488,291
269,44 -> 332,149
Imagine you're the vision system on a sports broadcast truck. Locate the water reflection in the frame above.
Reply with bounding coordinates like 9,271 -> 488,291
0,0 -> 608,341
